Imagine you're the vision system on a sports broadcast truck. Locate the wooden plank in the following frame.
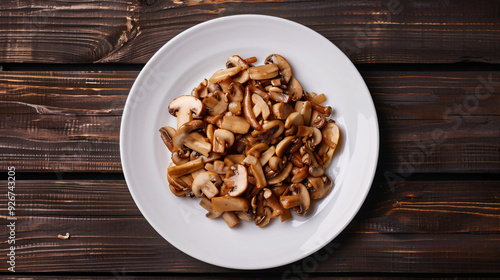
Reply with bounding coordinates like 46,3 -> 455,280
0,180 -> 498,273
0,1 -> 499,64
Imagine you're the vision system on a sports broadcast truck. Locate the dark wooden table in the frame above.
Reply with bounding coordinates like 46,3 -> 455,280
1,0 -> 499,278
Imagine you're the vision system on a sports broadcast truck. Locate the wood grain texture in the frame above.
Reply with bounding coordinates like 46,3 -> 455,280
0,180 -> 498,273
0,0 -> 499,64
1,71 -> 498,173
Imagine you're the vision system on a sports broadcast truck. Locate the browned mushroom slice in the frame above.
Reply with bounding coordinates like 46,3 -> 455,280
279,183 -> 310,215
205,160 -> 229,175
268,156 -> 283,173
284,112 -> 304,129
171,149 -> 190,165
255,207 -> 273,228
265,54 -> 292,84
212,129 -> 235,154
252,94 -> 271,120
227,81 -> 245,102
235,211 -> 254,221
191,79 -> 208,99
248,64 -> 279,80
319,121 -> 340,168
272,102 -> 294,120
285,76 -> 303,101
269,90 -> 291,103
212,196 -> 250,212
203,91 -> 229,116
306,127 -> 322,150
263,188 -> 285,218
259,146 -> 276,166
275,136 -> 296,158
308,175 -> 333,200
252,120 -> 285,139
191,171 -> 221,199
159,126 -> 176,152
224,164 -> 248,197
168,95 -> 205,129
267,162 -> 293,185
303,91 -> 332,117
222,211 -> 240,228
227,55 -> 250,84
173,120 -> 212,157
167,158 -> 204,178
243,155 -> 267,190
199,197 -> 223,219
209,65 -> 242,83
227,154 -> 246,165
291,166 -> 309,183
243,86 -> 262,131
310,109 -> 327,129
295,101 -> 312,126
219,115 -> 251,134
228,101 -> 242,115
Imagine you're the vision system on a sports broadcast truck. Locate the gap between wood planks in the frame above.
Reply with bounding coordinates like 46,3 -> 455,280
0,63 -> 499,72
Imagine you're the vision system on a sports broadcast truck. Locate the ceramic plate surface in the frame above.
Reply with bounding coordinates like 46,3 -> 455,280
120,14 -> 379,270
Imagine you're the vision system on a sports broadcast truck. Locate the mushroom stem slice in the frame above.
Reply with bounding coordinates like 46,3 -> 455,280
263,188 -> 285,218
199,197 -> 223,219
212,196 -> 250,212
280,194 -> 302,209
222,211 -> 240,228
243,86 -> 263,131
243,155 -> 267,190
167,158 -> 204,178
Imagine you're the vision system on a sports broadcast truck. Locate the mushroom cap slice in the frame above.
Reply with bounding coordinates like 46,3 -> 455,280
285,112 -> 304,129
212,129 -> 235,154
309,175 -> 333,200
322,121 -> 340,150
168,95 -> 205,129
292,183 -> 310,215
285,76 -> 303,101
225,164 -> 248,197
265,54 -> 292,84
191,171 -> 221,199
173,120 -> 212,157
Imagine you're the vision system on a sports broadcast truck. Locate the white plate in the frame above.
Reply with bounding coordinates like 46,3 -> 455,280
120,15 -> 379,270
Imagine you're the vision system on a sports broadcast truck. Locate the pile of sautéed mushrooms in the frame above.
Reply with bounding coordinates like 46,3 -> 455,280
160,54 -> 340,228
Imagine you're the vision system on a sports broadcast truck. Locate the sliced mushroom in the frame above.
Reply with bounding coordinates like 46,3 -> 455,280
227,81 -> 245,102
285,76 -> 303,101
171,149 -> 190,165
267,161 -> 293,185
255,206 -> 273,228
310,110 -> 327,129
248,64 -> 279,80
167,158 -> 204,178
246,143 -> 269,158
243,155 -> 267,190
272,103 -> 293,121
220,115 -> 251,134
291,166 -> 309,183
159,126 -> 176,152
203,91 -> 229,116
227,55 -> 250,84
212,196 -> 250,212
205,160 -> 229,175
212,129 -> 235,154
191,171 -> 221,199
252,120 -> 285,139
252,94 -> 271,120
243,85 -> 262,131
173,120 -> 212,157
191,79 -> 208,99
303,91 -> 332,116
263,188 -> 285,218
168,95 -> 205,129
285,112 -> 304,129
275,136 -> 296,158
295,101 -> 312,126
235,211 -> 254,221
279,183 -> 310,215
209,65 -> 242,83
222,211 -> 240,228
265,54 -> 292,84
199,197 -> 222,219
308,175 -> 333,200
259,146 -> 276,166
224,164 -> 248,197
306,127 -> 322,149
